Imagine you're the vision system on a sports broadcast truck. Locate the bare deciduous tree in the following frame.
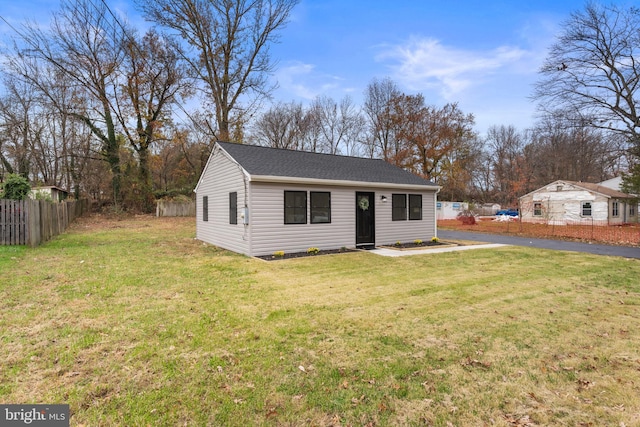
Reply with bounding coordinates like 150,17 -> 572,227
116,29 -> 190,211
529,113 -> 622,185
311,95 -> 364,155
10,0 -> 127,205
140,0 -> 299,142
0,75 -> 39,178
251,101 -> 305,150
534,3 -> 640,191
484,125 -> 531,206
362,77 -> 401,160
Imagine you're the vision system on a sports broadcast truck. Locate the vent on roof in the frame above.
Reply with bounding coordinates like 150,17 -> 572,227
556,185 -> 563,191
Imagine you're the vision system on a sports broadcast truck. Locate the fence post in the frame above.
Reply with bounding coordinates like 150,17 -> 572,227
33,199 -> 39,247
0,200 -> 4,245
18,200 -> 26,245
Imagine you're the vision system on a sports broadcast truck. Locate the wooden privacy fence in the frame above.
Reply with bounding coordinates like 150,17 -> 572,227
0,199 -> 89,247
156,200 -> 196,217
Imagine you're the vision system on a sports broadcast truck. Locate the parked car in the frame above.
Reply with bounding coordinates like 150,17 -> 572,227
495,209 -> 519,217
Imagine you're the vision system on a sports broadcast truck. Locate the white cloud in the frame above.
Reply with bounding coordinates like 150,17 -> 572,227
376,37 -> 530,100
274,61 -> 347,101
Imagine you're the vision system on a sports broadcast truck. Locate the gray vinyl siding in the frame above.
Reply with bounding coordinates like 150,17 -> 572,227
375,190 -> 437,246
248,182 -> 438,256
195,151 -> 250,255
249,183 -> 354,256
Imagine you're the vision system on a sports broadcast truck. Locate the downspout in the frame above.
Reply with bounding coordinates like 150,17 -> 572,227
225,149 -> 250,243
434,187 -> 441,238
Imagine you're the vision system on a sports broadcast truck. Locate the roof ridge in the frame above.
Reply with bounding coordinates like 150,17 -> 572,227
216,141 -> 385,162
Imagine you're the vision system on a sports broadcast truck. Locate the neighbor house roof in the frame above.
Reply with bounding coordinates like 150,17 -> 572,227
564,180 -> 634,199
215,142 -> 439,189
31,185 -> 68,192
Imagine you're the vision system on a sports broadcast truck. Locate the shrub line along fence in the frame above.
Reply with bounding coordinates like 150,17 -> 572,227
0,199 -> 89,247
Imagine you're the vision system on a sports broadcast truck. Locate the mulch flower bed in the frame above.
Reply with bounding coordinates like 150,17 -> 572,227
256,247 -> 359,261
256,241 -> 451,260
381,240 -> 451,249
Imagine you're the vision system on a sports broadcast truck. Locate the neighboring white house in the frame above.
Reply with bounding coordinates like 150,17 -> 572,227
29,186 -> 69,202
436,201 -> 468,220
519,179 -> 637,225
195,142 -> 440,256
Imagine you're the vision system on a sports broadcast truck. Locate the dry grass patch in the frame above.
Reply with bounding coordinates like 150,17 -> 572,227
1,214 -> 639,426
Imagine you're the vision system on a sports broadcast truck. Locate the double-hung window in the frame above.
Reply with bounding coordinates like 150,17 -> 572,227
202,196 -> 209,222
392,194 -> 407,221
310,192 -> 331,223
581,201 -> 592,217
409,194 -> 422,220
284,191 -> 307,224
533,202 -> 542,217
229,192 -> 237,224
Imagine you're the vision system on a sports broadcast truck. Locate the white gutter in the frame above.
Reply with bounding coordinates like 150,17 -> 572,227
248,174 -> 440,191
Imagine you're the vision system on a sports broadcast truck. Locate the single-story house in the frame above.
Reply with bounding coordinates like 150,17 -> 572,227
195,142 -> 440,256
519,179 -> 638,225
29,186 -> 69,202
436,201 -> 468,220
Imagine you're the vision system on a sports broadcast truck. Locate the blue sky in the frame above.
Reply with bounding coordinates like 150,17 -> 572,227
1,0 -> 595,135
270,0 -> 590,135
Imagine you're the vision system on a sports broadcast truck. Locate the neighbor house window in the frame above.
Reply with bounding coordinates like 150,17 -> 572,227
409,194 -> 422,220
581,201 -> 592,217
631,203 -> 636,217
612,201 -> 619,217
533,202 -> 542,217
310,192 -> 331,223
202,196 -> 209,222
284,191 -> 307,224
229,192 -> 237,224
392,194 -> 407,221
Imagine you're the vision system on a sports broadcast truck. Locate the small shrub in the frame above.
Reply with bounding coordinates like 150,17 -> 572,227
431,237 -> 439,243
1,174 -> 30,200
34,192 -> 53,202
456,210 -> 477,225
273,251 -> 285,258
306,247 -> 319,255
414,239 -> 423,245
394,241 -> 402,247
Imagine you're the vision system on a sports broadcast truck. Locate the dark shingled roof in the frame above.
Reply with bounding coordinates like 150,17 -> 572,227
217,142 -> 437,187
563,180 -> 634,199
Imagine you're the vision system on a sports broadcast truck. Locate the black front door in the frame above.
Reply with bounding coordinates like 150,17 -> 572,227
355,192 -> 375,248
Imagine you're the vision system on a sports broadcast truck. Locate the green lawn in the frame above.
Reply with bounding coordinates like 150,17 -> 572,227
1,215 -> 639,426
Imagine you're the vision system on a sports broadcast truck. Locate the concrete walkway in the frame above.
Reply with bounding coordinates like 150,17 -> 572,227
369,243 -> 508,257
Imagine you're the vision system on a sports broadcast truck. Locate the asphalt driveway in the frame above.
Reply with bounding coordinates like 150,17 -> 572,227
438,229 -> 640,259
